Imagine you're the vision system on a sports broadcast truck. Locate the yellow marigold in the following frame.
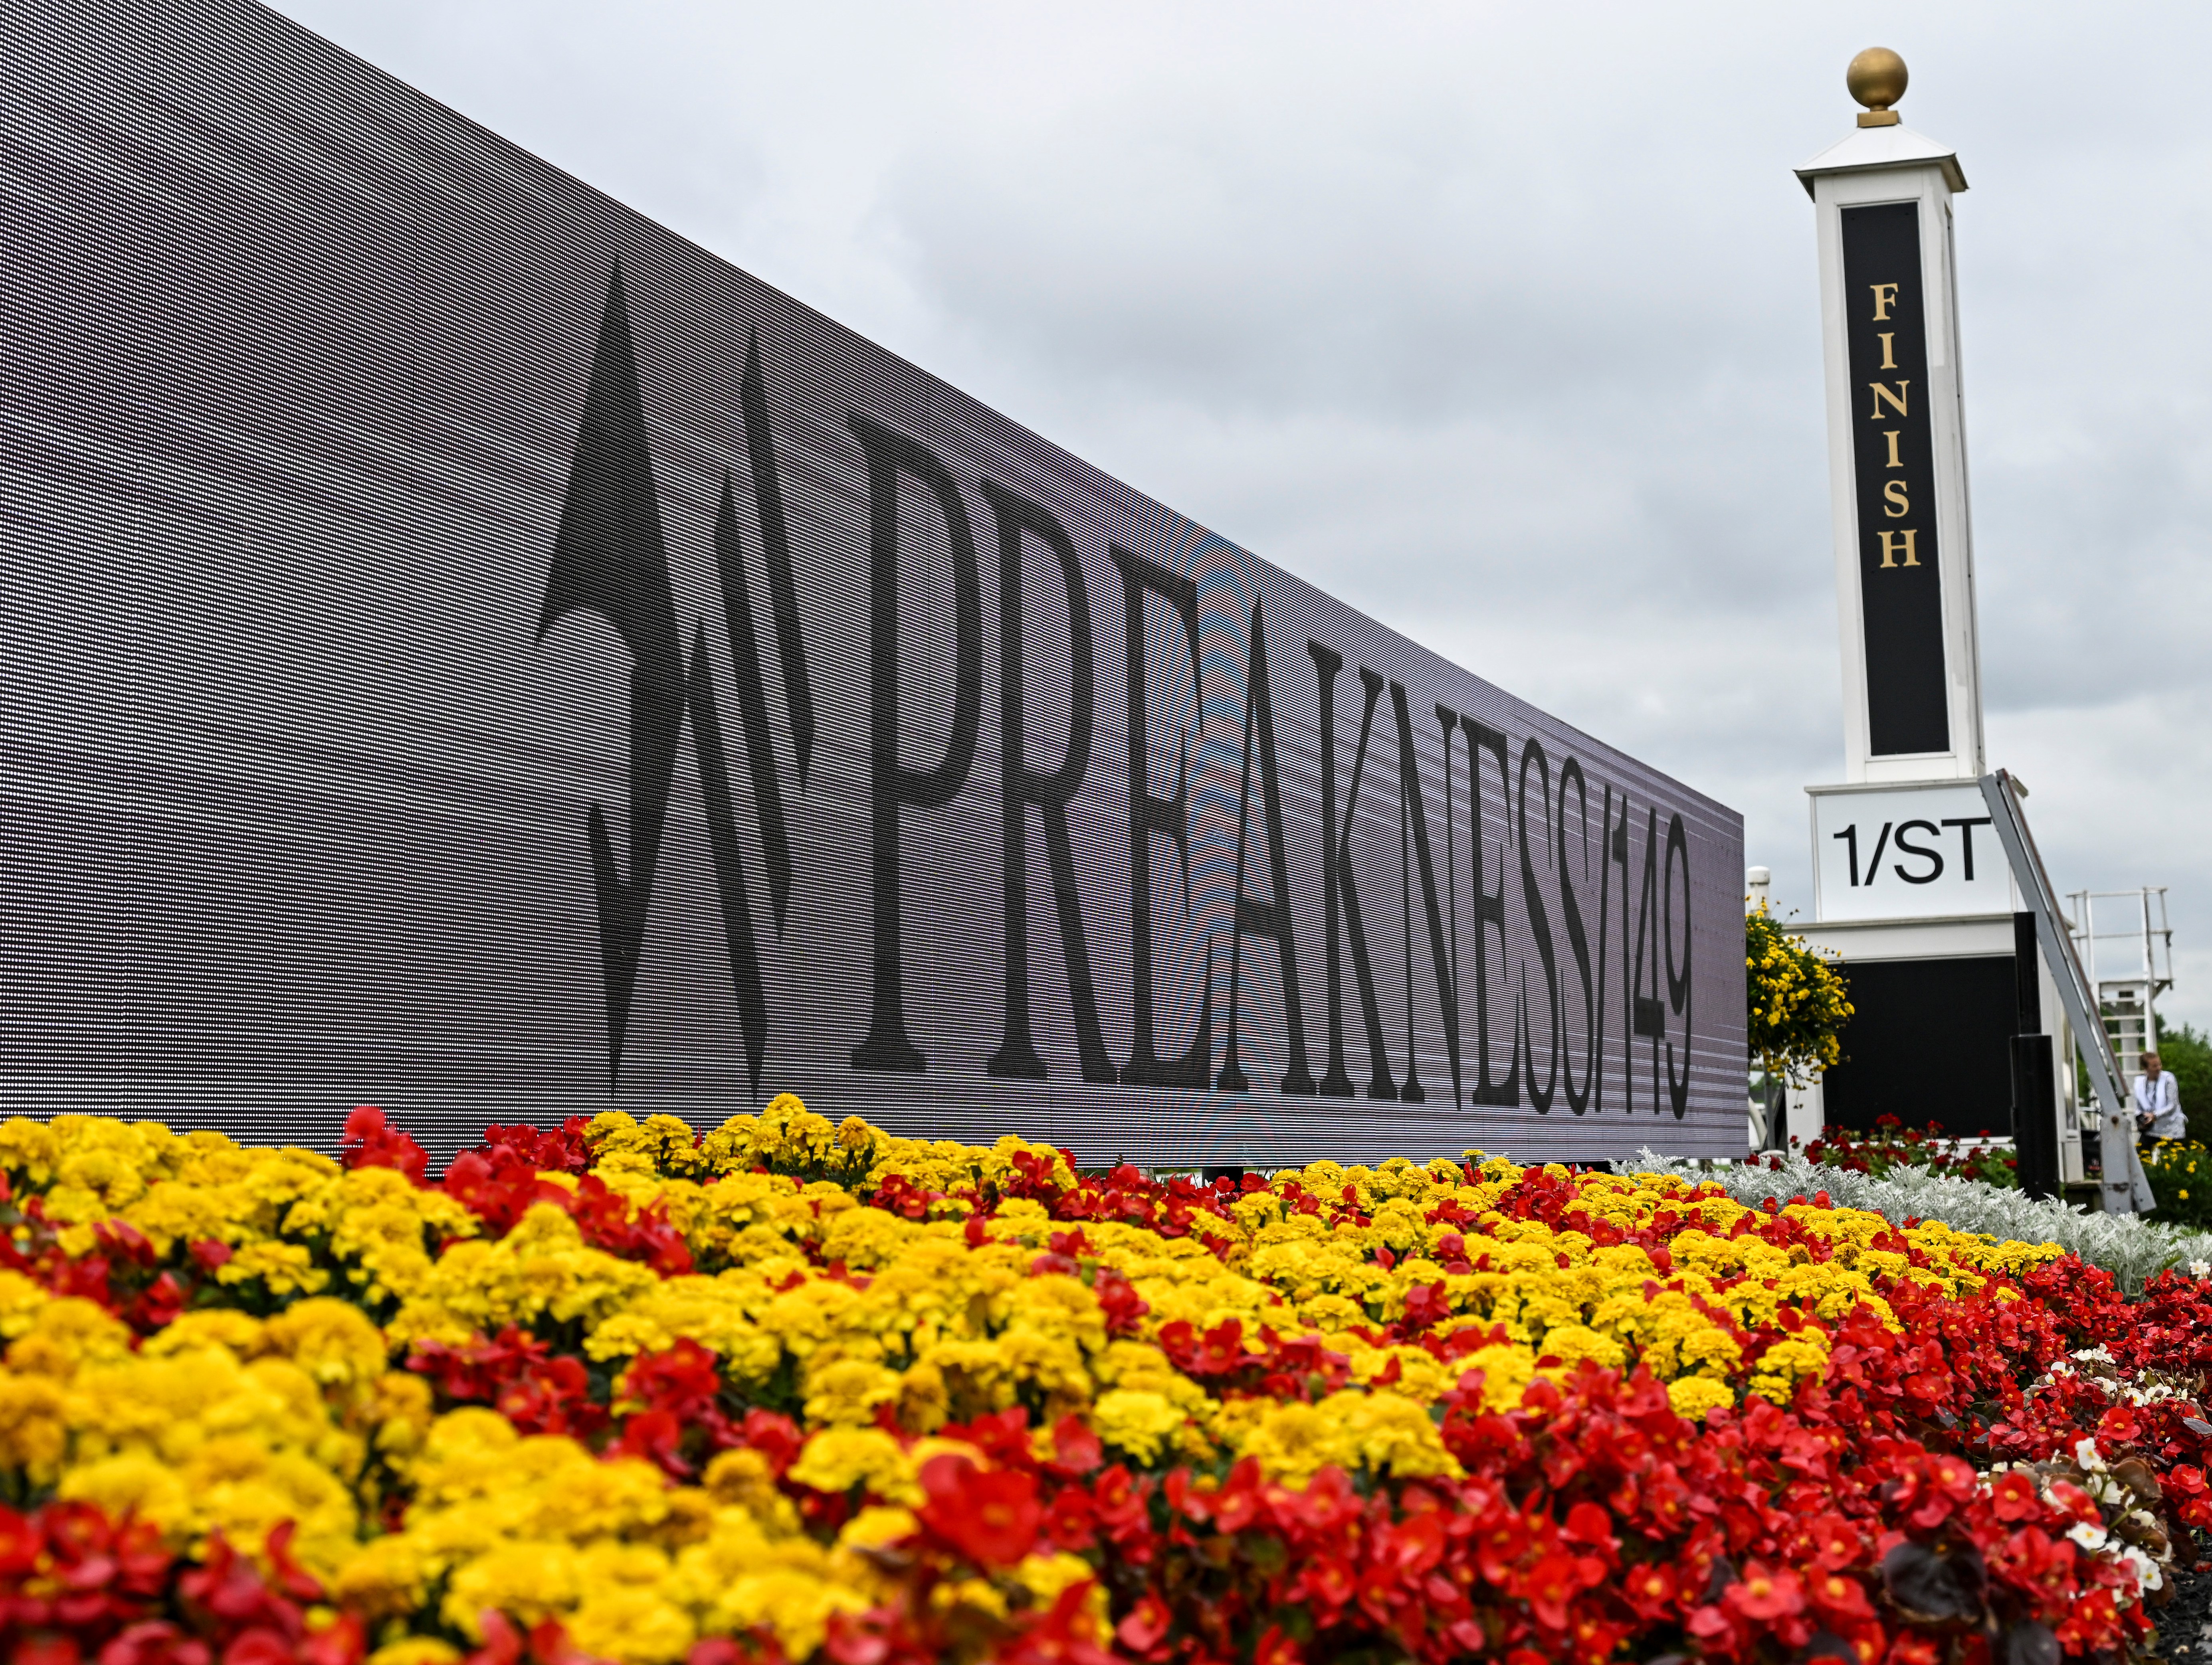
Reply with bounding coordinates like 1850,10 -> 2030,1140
1667,1376 -> 1736,1421
53,1448 -> 191,1535
527,1453 -> 675,1540
1678,1325 -> 1744,1377
368,1370 -> 436,1458
1534,1323 -> 1626,1372
695,1170 -> 807,1238
36,1118 -> 186,1214
1003,1274 -> 1109,1352
1457,1343 -> 1539,1414
934,1576 -> 1009,1621
1238,1390 -> 1458,1485
1230,1191 -> 1283,1234
722,1096 -> 839,1171
366,1641 -> 460,1665
403,1408 -> 618,1515
1749,1335 -> 1830,1406
47,1335 -> 364,1574
121,1178 -> 249,1258
61,1435 -> 358,1576
1234,1400 -> 1333,1485
0,1372 -> 71,1481
959,1330 -> 1091,1419
1324,1389 -> 1460,1480
386,1204 -> 659,1345
587,1111 -> 707,1181
1202,1394 -> 1272,1455
1093,1389 -> 1186,1465
142,1309 -> 269,1360
1085,1341 -> 1201,1411
868,1362 -> 934,1438
787,1427 -> 918,1503
441,1540 -> 585,1635
0,1271 -> 50,1341
566,1580 -> 696,1665
262,1297 -> 389,1410
282,1167 -> 480,1304
1297,1292 -> 1368,1332
670,1507 -> 865,1657
802,1358 -> 903,1429
695,1117 -> 760,1177
701,1558 -> 866,1661
702,1448 -> 800,1535
836,1505 -> 918,1556
6,1296 -> 132,1377
216,1240 -> 331,1297
586,1277 -> 781,1380
0,1118 -> 62,1186
335,1534 -> 432,1621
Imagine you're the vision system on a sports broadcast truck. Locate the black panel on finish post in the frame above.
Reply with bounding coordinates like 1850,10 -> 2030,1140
1840,202 -> 1950,757
1819,956 -> 2015,1138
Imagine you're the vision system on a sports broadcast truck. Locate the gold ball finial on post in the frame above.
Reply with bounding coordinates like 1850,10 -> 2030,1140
1847,47 -> 1909,127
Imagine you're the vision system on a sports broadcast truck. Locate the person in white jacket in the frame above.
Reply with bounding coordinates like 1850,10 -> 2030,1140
2135,1051 -> 2186,1147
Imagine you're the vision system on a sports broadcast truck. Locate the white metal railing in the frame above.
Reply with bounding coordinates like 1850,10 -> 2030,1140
2067,886 -> 2174,1082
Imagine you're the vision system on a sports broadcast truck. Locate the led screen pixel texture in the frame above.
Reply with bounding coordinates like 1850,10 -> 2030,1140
0,0 -> 1746,1165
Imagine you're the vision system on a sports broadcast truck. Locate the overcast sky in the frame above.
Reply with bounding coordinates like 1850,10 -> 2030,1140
273,0 -> 2212,1031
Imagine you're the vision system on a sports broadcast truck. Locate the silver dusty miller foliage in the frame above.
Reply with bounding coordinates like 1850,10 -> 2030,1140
1631,1149 -> 2212,1294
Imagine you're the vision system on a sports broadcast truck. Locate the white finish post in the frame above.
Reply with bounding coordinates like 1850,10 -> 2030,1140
1788,56 -> 2031,1184
1798,83 -> 1985,787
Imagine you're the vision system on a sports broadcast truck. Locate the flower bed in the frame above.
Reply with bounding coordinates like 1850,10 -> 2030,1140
4,1102 -> 2212,1665
1646,1147 -> 2212,1293
1796,1117 -> 2018,1189
2145,1141 -> 2212,1232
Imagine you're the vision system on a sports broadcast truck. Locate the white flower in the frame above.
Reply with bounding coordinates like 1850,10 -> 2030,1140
2121,1546 -> 2162,1592
2189,1260 -> 2210,1278
2075,1437 -> 2107,1471
2068,1521 -> 2109,1551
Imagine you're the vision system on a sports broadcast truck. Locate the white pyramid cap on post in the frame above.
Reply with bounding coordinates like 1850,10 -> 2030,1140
1796,126 -> 1966,198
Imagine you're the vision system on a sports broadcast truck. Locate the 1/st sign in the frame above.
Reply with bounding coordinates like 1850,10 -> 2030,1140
1810,783 -> 2014,922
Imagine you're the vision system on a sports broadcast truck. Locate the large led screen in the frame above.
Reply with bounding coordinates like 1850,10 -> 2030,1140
1,0 -> 1745,1165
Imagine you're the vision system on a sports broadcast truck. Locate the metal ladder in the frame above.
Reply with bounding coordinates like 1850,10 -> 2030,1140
2067,886 -> 2174,1085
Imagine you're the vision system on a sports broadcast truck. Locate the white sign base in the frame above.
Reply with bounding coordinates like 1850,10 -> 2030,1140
1810,781 -> 2015,923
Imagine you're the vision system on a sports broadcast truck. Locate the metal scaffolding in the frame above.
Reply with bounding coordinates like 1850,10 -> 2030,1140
2067,887 -> 2175,1084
